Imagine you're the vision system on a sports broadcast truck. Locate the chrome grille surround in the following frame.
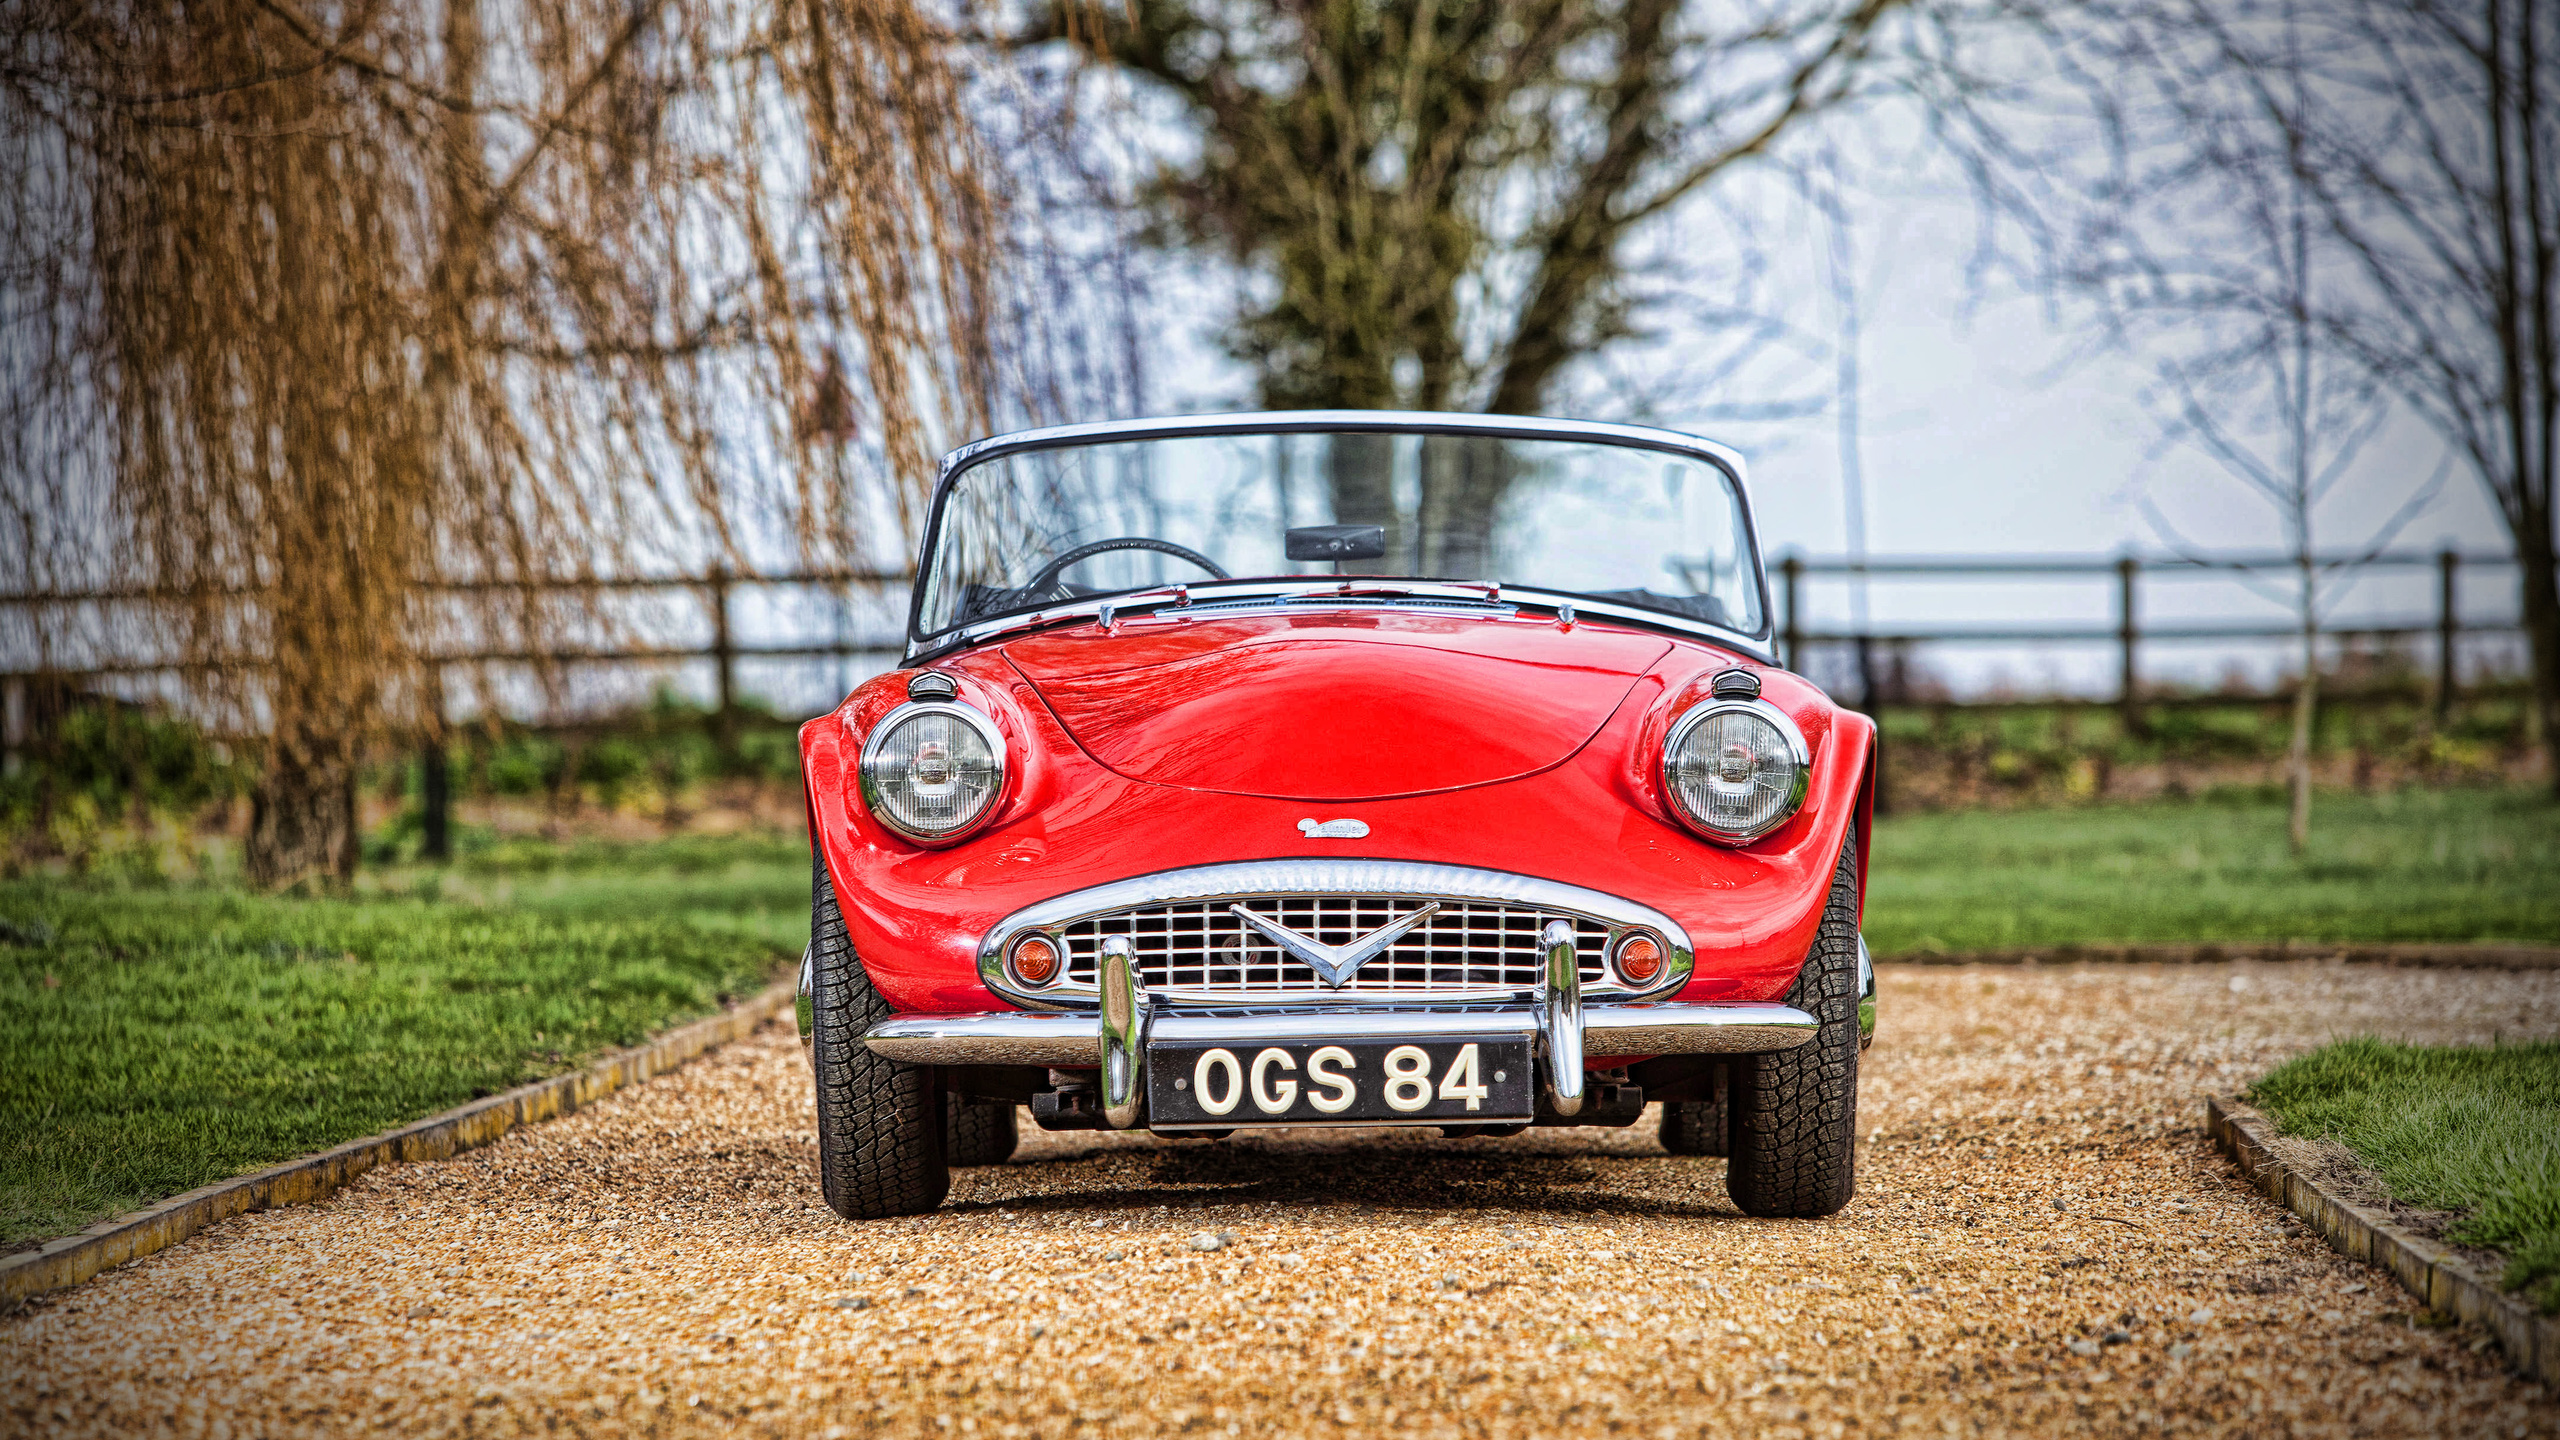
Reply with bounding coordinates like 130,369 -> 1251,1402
976,860 -> 1693,1010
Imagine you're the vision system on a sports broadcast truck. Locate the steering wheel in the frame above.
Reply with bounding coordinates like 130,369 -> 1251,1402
1022,536 -> 1229,598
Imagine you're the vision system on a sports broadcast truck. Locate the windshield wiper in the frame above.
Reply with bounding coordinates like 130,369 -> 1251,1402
1314,580 -> 1501,602
937,579 -> 1512,652
1104,579 -> 1510,616
1171,581 -> 1509,611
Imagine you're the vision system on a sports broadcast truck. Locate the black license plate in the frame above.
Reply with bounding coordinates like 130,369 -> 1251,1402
1146,1034 -> 1534,1128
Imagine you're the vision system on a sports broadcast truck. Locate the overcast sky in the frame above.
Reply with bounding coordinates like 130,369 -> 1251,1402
1699,185 -> 2519,697
706,57 -> 2534,716
1090,105 -> 2525,702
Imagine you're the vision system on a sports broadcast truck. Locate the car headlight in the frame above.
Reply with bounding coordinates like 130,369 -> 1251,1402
1661,698 -> 1810,844
858,701 -> 1007,842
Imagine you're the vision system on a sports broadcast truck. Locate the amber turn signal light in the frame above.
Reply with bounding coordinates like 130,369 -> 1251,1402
1010,935 -> 1060,986
1615,934 -> 1664,983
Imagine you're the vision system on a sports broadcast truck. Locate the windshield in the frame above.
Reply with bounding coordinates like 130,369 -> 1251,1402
915,427 -> 1764,642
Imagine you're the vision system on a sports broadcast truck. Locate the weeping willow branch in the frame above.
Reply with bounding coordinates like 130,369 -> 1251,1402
0,0 -> 1008,886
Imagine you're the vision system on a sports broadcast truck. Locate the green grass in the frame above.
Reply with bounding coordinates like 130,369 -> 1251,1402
0,841 -> 802,1246
4,785 -> 2553,1247
1866,786 -> 2560,954
432,831 -> 814,949
2254,1038 -> 2560,1311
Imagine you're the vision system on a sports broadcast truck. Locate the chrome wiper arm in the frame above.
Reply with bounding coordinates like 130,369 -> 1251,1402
1326,579 -> 1498,599
917,578 -> 1515,658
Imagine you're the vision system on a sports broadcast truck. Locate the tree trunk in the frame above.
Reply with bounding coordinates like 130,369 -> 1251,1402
2519,518 -> 2560,796
246,725 -> 358,889
2287,576 -> 2317,854
1415,434 -> 1516,577
1327,433 -> 1402,574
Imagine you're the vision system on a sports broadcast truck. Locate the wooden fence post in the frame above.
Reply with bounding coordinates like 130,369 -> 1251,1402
420,666 -> 450,862
2117,555 -> 2142,735
708,564 -> 737,760
2437,548 -> 2459,724
1780,553 -> 1803,673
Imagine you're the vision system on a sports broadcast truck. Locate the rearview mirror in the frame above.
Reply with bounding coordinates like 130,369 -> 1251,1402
1285,525 -> 1387,561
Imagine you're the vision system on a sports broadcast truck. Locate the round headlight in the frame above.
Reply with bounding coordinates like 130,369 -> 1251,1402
858,701 -> 1006,842
1661,699 -> 1810,844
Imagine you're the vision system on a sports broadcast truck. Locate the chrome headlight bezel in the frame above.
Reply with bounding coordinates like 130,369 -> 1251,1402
856,699 -> 1008,844
1659,697 -> 1811,845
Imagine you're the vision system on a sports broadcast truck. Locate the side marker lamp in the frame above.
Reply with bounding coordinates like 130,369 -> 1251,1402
1010,935 -> 1060,987
1615,934 -> 1665,984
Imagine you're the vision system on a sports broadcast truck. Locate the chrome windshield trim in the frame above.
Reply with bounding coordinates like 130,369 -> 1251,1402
974,859 -> 1695,1012
936,410 -> 1750,482
1501,588 -> 1775,664
907,409 -> 1772,660
906,578 -> 1774,666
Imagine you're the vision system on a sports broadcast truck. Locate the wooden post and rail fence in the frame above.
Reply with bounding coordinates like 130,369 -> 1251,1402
0,548 -> 2530,848
0,566 -> 910,859
1774,547 -> 2514,725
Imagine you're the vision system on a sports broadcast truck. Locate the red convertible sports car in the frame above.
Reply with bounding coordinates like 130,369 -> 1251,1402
799,411 -> 1877,1221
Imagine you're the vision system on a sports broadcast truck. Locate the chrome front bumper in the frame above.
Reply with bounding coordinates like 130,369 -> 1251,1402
856,923 -> 1816,1129
860,1000 -> 1818,1067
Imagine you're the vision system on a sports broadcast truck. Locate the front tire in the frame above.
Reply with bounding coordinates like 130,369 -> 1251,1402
809,851 -> 948,1219
1724,829 -> 1862,1218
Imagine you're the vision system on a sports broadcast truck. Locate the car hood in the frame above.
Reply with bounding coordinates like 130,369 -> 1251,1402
999,609 -> 1671,801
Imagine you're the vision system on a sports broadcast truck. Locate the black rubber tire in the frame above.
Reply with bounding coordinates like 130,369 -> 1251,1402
1659,1074 -> 1728,1156
1724,829 -> 1862,1218
809,851 -> 948,1219
945,1096 -> 1020,1166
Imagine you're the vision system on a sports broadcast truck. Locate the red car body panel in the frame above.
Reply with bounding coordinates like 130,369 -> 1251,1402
801,608 -> 1876,1037
1008,613 -> 1671,799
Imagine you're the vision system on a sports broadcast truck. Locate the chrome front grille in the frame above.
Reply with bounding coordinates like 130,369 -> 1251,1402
1056,896 -> 1610,997
977,859 -> 1693,1009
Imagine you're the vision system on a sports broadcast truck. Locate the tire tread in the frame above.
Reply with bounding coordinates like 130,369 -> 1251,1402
809,851 -> 948,1219
1724,830 -> 1861,1218
1660,1076 -> 1728,1157
945,1097 -> 1020,1166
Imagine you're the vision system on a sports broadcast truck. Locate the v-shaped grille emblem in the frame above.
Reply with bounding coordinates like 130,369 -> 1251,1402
1226,902 -> 1444,989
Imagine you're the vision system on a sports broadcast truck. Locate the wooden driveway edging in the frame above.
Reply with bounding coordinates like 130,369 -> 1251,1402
1,976 -> 797,1312
2206,1093 -> 2558,1384
1886,942 -> 2560,968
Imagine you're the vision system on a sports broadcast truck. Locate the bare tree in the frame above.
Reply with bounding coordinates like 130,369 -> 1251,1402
1021,1 -> 1946,416
2047,0 -> 2560,796
0,0 -> 1012,885
2054,0 -> 2450,848
999,0 -> 1973,571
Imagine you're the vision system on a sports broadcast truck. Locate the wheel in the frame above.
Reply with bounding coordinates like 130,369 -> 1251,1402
1659,1072 -> 1728,1156
1724,828 -> 1862,1218
809,850 -> 948,1219
945,1096 -> 1020,1166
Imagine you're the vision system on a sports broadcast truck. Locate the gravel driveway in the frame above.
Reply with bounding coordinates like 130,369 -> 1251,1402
7,961 -> 2558,1438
